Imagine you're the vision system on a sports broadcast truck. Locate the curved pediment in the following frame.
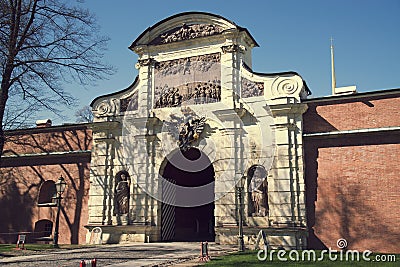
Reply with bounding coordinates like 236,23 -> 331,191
129,12 -> 258,49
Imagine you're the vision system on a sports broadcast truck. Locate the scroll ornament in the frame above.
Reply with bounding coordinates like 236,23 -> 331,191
271,76 -> 303,97
95,99 -> 117,116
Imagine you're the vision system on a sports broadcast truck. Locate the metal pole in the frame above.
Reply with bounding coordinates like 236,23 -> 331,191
331,37 -> 336,95
53,195 -> 62,248
238,187 -> 244,252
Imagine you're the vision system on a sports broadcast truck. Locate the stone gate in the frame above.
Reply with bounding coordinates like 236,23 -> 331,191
88,12 -> 309,249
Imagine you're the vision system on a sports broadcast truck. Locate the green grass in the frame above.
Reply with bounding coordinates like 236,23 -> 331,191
205,250 -> 399,266
0,243 -> 53,252
0,243 -> 94,253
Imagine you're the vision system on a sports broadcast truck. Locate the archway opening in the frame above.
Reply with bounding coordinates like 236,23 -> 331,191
160,148 -> 215,241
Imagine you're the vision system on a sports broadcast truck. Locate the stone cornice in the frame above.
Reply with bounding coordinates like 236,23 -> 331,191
90,121 -> 120,131
268,101 -> 308,117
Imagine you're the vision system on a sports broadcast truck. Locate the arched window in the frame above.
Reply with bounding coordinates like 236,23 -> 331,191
34,219 -> 53,238
37,180 -> 57,206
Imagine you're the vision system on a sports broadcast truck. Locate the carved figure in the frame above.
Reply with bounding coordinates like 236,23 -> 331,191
154,81 -> 221,109
242,78 -> 264,98
120,91 -> 138,112
154,53 -> 220,77
114,171 -> 131,216
248,166 -> 268,217
152,24 -> 223,45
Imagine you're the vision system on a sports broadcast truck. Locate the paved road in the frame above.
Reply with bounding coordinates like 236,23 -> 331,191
0,242 -> 236,267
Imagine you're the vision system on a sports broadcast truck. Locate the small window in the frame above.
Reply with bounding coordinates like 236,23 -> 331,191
34,219 -> 53,237
37,180 -> 56,205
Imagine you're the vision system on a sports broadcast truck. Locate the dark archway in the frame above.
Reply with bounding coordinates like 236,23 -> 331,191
160,148 -> 215,241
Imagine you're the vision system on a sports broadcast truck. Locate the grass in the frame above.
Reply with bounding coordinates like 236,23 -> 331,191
0,243 -> 96,254
0,244 -> 54,252
205,250 -> 399,266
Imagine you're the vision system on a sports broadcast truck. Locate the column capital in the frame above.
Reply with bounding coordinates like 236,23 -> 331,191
221,44 -> 246,54
135,58 -> 155,69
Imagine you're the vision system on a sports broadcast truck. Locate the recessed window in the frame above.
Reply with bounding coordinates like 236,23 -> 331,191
34,219 -> 53,237
37,180 -> 56,206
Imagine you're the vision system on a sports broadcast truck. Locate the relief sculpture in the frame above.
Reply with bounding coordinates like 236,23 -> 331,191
154,81 -> 221,108
150,24 -> 223,45
120,91 -> 138,112
155,53 -> 220,77
242,78 -> 264,98
154,53 -> 221,108
178,116 -> 206,151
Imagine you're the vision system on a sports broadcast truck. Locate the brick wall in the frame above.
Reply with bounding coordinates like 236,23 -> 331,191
304,92 -> 400,133
0,125 -> 92,244
304,90 -> 400,253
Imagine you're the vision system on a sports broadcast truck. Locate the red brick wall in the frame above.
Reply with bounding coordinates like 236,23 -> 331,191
304,93 -> 400,133
3,126 -> 92,155
304,91 -> 400,253
0,125 -> 92,244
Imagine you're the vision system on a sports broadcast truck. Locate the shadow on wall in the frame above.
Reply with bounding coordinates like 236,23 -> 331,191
0,127 -> 91,244
0,177 -> 35,243
305,133 -> 400,253
302,104 -> 338,134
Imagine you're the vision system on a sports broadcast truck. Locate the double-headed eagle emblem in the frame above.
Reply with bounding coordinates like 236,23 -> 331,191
178,116 -> 206,151
164,107 -> 206,151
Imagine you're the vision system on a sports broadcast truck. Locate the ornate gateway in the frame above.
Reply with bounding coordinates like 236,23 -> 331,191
89,12 -> 310,249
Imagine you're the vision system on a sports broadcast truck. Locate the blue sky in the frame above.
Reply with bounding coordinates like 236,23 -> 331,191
52,0 -> 400,124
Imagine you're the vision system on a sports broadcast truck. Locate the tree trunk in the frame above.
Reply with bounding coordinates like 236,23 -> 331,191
0,68 -> 12,160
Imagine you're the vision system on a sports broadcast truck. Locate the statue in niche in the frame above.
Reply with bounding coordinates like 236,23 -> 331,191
248,165 -> 268,217
114,170 -> 131,218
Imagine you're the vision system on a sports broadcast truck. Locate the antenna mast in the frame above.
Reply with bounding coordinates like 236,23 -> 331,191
330,37 -> 336,95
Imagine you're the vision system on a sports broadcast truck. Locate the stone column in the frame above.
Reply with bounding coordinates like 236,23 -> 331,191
126,116 -> 159,227
267,97 -> 308,227
220,34 -> 244,110
88,121 -> 120,225
213,109 -> 245,243
136,57 -> 154,117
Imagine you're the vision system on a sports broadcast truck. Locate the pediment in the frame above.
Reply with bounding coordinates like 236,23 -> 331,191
130,12 -> 258,49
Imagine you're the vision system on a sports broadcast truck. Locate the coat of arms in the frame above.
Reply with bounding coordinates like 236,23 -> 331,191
178,116 -> 206,151
163,107 -> 206,151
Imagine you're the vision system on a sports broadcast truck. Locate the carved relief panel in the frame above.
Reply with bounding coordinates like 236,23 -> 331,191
120,91 -> 138,112
150,23 -> 223,45
154,53 -> 221,108
241,78 -> 264,98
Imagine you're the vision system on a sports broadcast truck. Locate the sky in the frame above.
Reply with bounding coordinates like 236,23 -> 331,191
49,0 -> 400,125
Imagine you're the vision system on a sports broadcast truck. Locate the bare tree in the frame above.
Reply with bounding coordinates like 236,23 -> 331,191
2,93 -> 38,130
0,0 -> 113,157
75,105 -> 93,123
